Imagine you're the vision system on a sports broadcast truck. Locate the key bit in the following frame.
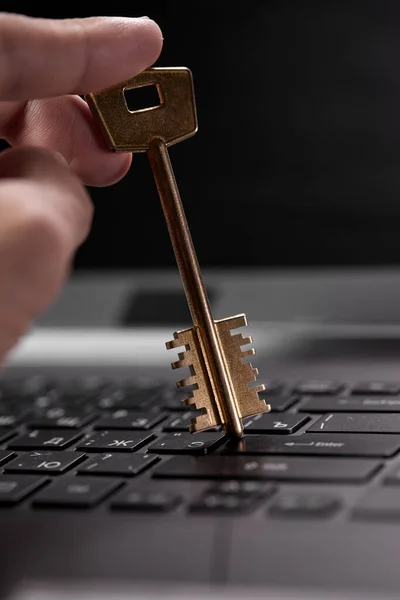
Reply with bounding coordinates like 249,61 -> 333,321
86,67 -> 270,438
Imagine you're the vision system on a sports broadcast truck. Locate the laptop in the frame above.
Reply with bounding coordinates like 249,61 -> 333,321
3,2 -> 400,599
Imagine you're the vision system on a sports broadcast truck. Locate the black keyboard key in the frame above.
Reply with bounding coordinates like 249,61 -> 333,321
27,408 -> 96,429
38,401 -> 95,414
94,410 -> 167,431
269,492 -> 341,518
259,381 -> 284,396
258,395 -> 298,412
0,475 -> 48,505
351,382 -> 400,395
30,393 -> 59,410
223,434 -> 400,457
0,375 -> 48,397
293,380 -> 343,395
189,493 -> 260,514
0,403 -> 24,418
308,413 -> 400,433
0,429 -> 16,444
153,455 -> 380,482
208,480 -> 276,498
118,388 -> 162,410
99,386 -> 162,411
243,414 -> 308,434
8,429 -> 82,450
110,488 -> 181,512
76,431 -> 154,453
0,450 -> 16,466
5,451 -> 86,474
58,395 -> 98,410
163,412 -> 219,433
147,432 -> 226,455
163,412 -> 197,432
162,388 -> 193,411
18,375 -> 50,394
352,489 -> 400,521
32,476 -> 123,508
0,409 -> 29,428
97,390 -> 125,410
299,396 -> 400,413
54,376 -> 106,396
77,453 -> 158,476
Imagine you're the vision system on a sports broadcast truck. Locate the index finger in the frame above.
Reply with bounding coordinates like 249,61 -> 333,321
0,13 -> 163,101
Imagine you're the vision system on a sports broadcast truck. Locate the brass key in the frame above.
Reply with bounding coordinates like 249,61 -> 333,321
86,67 -> 270,438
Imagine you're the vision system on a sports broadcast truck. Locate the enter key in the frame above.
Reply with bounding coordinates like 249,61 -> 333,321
222,433 -> 400,457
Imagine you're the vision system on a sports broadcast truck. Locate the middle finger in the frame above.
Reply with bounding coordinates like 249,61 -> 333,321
0,95 -> 132,187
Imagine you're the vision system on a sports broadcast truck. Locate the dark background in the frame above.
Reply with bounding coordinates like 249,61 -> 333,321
3,1 -> 400,270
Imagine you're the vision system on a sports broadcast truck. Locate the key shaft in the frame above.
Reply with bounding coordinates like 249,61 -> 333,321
148,138 -> 243,438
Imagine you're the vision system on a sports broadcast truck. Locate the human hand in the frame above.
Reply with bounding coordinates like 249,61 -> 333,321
0,12 -> 162,363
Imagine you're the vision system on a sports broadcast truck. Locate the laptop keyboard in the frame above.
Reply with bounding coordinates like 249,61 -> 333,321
1,375 -> 400,519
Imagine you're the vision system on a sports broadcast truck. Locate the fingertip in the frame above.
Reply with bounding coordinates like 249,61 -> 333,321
92,16 -> 164,81
101,151 -> 133,187
5,95 -> 133,188
136,17 -> 164,63
71,151 -> 132,187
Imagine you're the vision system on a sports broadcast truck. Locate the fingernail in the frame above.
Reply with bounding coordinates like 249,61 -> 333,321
138,16 -> 150,19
